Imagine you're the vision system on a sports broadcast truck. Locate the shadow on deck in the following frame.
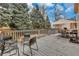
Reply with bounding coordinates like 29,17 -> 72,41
2,34 -> 79,56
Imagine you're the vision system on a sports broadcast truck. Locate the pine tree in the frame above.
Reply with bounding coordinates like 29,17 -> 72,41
30,8 -> 45,29
44,15 -> 51,29
10,3 -> 31,30
0,3 -> 31,30
0,4 -> 11,27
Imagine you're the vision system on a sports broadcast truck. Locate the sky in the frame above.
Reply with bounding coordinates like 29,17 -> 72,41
28,3 -> 76,23
45,3 -> 76,23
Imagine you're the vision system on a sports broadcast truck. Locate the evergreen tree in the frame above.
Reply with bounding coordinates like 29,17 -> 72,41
44,15 -> 51,29
10,3 -> 31,30
0,5 -> 11,27
30,8 -> 44,29
0,3 -> 31,30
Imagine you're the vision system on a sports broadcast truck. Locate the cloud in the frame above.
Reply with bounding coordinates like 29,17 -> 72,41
65,7 -> 73,12
27,3 -> 33,8
65,7 -> 75,19
59,15 -> 64,18
65,4 -> 74,13
45,3 -> 54,6
56,4 -> 64,11
27,3 -> 33,13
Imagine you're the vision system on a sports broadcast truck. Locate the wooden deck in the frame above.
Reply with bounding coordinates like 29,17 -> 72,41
2,34 -> 79,56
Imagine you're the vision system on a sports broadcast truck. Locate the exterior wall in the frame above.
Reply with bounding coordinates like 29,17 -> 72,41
76,4 -> 79,33
53,22 -> 76,32
74,3 -> 79,13
77,19 -> 79,33
74,3 -> 79,33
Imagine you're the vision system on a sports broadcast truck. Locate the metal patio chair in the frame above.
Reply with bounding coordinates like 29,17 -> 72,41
0,36 -> 18,56
23,33 -> 38,56
69,30 -> 79,43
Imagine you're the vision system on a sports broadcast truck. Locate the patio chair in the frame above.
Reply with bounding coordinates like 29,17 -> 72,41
23,33 -> 30,49
23,33 -> 38,56
69,30 -> 79,44
0,36 -> 18,56
29,37 -> 38,55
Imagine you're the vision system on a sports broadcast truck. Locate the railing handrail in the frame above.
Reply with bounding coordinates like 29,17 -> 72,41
1,29 -> 49,41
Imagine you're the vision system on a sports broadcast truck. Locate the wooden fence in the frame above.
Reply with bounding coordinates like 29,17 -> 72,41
1,29 -> 49,41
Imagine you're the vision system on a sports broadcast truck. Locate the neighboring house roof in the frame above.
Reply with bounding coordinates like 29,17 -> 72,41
53,19 -> 76,25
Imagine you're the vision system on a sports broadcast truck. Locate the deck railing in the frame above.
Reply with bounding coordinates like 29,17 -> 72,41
1,29 -> 49,41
